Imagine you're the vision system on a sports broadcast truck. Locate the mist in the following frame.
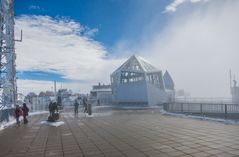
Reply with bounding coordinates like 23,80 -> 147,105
137,0 -> 239,97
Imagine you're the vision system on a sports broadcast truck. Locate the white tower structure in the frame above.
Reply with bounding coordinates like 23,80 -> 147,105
0,0 -> 17,108
229,70 -> 239,103
111,55 -> 175,106
231,80 -> 239,103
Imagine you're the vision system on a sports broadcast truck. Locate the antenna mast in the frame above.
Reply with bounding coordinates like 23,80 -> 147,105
229,69 -> 232,89
0,0 -> 17,108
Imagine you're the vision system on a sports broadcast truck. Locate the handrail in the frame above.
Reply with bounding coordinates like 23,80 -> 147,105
163,102 -> 239,120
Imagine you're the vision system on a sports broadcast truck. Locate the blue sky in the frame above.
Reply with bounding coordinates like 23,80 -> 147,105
15,0 -> 169,47
17,71 -> 66,82
14,0 -> 239,97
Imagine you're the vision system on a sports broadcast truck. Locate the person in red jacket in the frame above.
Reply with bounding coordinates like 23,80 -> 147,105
15,105 -> 22,126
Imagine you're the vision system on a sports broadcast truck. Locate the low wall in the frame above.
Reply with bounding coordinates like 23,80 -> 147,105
0,108 -> 15,123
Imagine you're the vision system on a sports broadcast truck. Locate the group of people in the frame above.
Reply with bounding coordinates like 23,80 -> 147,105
74,97 -> 88,115
15,103 -> 29,126
14,96 -> 91,126
13,96 -> 92,125
48,101 -> 59,122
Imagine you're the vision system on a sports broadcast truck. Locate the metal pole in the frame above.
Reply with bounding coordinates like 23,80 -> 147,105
200,104 -> 203,115
225,104 -> 228,119
0,0 -> 17,109
88,103 -> 92,115
54,80 -> 56,100
229,69 -> 232,89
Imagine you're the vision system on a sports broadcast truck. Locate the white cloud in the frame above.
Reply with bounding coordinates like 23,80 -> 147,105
139,0 -> 239,97
28,5 -> 44,11
17,79 -> 92,95
15,15 -> 124,94
165,0 -> 209,13
17,79 -> 53,95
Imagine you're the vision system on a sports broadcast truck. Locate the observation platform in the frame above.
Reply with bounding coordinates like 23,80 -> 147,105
0,108 -> 239,157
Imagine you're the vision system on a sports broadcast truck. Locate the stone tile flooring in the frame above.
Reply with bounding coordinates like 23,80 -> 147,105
0,109 -> 239,157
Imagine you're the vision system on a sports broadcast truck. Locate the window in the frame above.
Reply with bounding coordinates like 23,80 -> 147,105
120,71 -> 145,84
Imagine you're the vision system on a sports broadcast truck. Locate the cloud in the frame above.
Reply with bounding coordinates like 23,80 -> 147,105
17,79 -> 92,95
139,0 -> 239,97
165,0 -> 210,13
28,5 -> 44,11
15,15 -> 124,94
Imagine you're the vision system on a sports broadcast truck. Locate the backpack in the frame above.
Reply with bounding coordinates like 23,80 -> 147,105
19,108 -> 23,116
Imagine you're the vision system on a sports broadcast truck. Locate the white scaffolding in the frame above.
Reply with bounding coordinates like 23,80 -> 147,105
0,0 -> 17,109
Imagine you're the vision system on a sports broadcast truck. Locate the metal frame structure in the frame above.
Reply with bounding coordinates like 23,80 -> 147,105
111,55 -> 165,88
111,55 -> 174,105
0,0 -> 17,109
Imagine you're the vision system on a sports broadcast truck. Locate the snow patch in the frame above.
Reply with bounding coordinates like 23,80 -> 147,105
0,117 -> 16,131
62,111 -> 113,118
40,121 -> 64,127
160,109 -> 239,125
29,111 -> 49,116
0,111 -> 49,131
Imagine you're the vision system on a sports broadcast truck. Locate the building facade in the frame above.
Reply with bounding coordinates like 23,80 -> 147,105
90,83 -> 112,105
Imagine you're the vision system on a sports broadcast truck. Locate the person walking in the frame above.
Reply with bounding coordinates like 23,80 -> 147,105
83,97 -> 88,114
15,105 -> 22,126
48,101 -> 53,117
74,99 -> 79,114
22,103 -> 29,124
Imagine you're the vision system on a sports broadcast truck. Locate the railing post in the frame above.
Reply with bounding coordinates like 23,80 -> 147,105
200,104 -> 203,115
181,103 -> 183,112
225,104 -> 227,119
88,103 -> 92,115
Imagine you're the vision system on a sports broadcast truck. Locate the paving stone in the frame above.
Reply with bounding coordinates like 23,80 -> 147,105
166,151 -> 186,156
230,150 -> 239,155
191,151 -> 210,157
182,148 -> 200,154
215,152 -> 236,157
204,149 -> 224,155
0,110 -> 239,157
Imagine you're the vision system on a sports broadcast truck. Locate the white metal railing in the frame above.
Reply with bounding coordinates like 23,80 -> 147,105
164,102 -> 239,119
175,97 -> 233,104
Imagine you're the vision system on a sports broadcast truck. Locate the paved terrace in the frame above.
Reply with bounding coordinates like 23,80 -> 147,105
0,108 -> 239,157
